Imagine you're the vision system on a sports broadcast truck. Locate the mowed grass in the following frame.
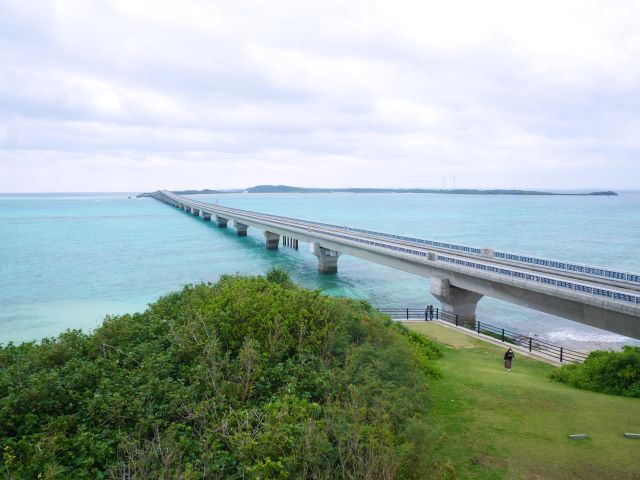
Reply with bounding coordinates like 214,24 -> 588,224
405,322 -> 640,480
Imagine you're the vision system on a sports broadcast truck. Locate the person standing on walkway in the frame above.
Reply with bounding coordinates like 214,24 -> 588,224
504,348 -> 514,371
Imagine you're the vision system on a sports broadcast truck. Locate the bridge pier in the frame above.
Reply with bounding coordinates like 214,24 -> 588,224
215,215 -> 228,228
234,221 -> 248,236
311,243 -> 341,273
264,231 -> 280,250
185,206 -> 192,213
192,208 -> 200,216
282,236 -> 299,249
430,277 -> 483,320
203,213 -> 211,221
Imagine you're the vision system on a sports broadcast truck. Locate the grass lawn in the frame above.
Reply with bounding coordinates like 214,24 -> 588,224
405,322 -> 640,480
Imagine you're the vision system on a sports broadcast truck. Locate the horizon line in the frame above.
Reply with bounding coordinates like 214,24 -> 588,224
1,187 -> 638,195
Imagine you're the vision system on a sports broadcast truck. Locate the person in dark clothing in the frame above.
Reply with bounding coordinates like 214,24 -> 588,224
504,348 -> 514,371
428,305 -> 434,320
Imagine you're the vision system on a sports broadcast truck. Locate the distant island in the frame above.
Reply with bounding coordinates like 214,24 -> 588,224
140,185 -> 618,196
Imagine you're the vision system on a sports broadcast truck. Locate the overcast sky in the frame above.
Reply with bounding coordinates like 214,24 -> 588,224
1,0 -> 639,192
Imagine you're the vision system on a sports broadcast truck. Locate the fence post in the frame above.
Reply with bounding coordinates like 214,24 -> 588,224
560,347 -> 563,363
501,328 -> 505,342
455,314 -> 458,327
406,308 -> 409,320
529,337 -> 532,352
477,321 -> 481,334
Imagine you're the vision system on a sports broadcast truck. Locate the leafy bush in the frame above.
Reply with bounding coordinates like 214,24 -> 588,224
0,272 -> 442,479
550,346 -> 640,397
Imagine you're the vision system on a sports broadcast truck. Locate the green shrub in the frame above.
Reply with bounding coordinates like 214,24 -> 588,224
550,345 -> 640,397
265,266 -> 294,288
0,273 -> 442,479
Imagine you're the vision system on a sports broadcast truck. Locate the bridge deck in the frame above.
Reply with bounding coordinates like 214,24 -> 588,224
160,191 -> 640,298
151,190 -> 640,339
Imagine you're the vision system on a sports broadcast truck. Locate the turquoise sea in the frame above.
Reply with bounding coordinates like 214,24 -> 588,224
1,191 -> 639,350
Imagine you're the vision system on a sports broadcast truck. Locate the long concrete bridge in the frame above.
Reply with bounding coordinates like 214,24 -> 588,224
150,190 -> 640,340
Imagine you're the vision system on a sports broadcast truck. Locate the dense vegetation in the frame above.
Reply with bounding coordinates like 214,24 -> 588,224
550,345 -> 640,397
0,271 -> 442,479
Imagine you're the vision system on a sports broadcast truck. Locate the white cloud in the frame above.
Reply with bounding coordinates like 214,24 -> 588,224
0,0 -> 639,191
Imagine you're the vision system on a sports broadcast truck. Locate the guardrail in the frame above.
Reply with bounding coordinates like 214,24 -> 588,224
377,307 -> 589,363
433,255 -> 640,306
298,226 -> 640,307
492,250 -> 640,285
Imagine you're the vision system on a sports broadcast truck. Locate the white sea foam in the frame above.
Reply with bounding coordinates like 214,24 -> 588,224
544,329 -> 629,343
538,329 -> 639,351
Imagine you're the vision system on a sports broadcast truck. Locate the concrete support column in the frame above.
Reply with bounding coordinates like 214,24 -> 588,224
185,206 -> 192,213
192,209 -> 200,216
264,231 -> 280,250
234,220 -> 248,236
203,213 -> 211,221
311,242 -> 341,273
215,215 -> 228,228
282,236 -> 299,249
430,277 -> 483,320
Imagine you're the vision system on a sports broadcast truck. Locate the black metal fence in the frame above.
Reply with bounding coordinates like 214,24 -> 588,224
377,307 -> 589,364
378,307 -> 439,321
